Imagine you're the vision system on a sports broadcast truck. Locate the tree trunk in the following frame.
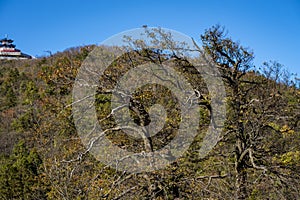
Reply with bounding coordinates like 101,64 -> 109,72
235,164 -> 248,199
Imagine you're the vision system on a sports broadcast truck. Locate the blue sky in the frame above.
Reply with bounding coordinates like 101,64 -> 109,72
1,0 -> 299,75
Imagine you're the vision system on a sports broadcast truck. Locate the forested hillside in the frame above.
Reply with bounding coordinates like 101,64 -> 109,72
0,26 -> 299,200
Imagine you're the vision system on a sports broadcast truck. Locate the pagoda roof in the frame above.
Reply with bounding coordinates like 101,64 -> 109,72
0,44 -> 16,48
0,36 -> 33,60
0,38 -> 13,43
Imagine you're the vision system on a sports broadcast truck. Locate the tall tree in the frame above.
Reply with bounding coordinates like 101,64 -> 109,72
201,25 -> 300,199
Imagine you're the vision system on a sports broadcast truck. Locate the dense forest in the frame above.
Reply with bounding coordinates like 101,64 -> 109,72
0,26 -> 299,199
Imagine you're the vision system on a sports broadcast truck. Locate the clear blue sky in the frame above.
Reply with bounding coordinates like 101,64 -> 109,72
1,0 -> 299,75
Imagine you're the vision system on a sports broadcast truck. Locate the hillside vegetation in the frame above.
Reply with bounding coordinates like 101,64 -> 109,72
0,26 -> 299,199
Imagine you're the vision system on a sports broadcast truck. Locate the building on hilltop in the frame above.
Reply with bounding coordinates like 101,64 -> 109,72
0,36 -> 33,60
